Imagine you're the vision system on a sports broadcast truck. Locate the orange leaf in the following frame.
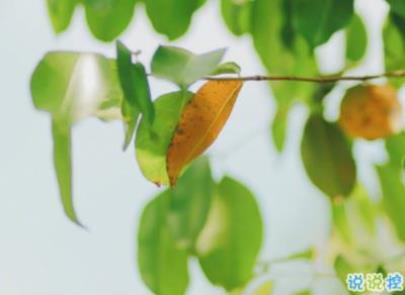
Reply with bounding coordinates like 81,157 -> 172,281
167,80 -> 243,186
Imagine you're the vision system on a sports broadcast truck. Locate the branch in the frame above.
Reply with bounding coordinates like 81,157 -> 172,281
204,70 -> 405,83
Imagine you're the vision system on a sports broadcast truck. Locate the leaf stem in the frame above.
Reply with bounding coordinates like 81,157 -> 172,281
204,70 -> 405,83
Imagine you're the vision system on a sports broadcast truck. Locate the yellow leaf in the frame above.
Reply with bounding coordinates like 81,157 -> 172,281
339,84 -> 402,140
253,281 -> 273,295
167,80 -> 243,185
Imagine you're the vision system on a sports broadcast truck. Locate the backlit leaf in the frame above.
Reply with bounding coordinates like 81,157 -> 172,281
167,157 -> 214,251
31,52 -> 123,224
151,46 -> 226,87
291,0 -> 354,48
167,80 -> 243,185
197,176 -> 263,291
138,191 -> 189,295
221,0 -> 252,36
84,0 -> 136,42
301,114 -> 356,198
346,14 -> 368,64
136,91 -> 194,186
212,61 -> 241,76
46,0 -> 78,33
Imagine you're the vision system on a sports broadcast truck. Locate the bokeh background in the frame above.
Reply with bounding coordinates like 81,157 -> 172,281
0,0 -> 397,294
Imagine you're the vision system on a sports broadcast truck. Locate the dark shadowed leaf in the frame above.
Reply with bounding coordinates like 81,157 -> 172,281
116,41 -> 154,149
138,191 -> 189,295
301,114 -> 356,198
221,0 -> 252,36
346,14 -> 368,64
291,0 -> 354,48
136,91 -> 194,186
167,157 -> 214,251
387,0 -> 405,18
46,0 -> 78,33
84,0 -> 136,42
151,46 -> 226,87
197,176 -> 263,291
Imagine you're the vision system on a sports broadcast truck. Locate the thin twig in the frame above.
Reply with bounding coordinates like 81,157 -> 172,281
204,70 -> 405,83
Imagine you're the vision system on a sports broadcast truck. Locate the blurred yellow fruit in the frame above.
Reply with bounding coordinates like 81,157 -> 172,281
339,84 -> 402,140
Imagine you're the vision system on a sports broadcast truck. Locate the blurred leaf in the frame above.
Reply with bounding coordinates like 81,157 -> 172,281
221,0 -> 252,36
383,15 -> 405,88
346,14 -> 368,64
291,0 -> 354,48
46,0 -> 78,33
376,162 -> 405,241
84,0 -> 136,42
334,255 -> 355,285
285,248 -> 315,261
116,41 -> 154,149
301,114 -> 356,198
271,104 -> 290,153
51,119 -> 82,226
295,290 -> 311,295
167,157 -> 214,251
251,0 -> 317,106
197,176 -> 263,291
253,281 -> 273,295
212,61 -> 241,76
167,80 -> 243,185
136,91 -> 193,186
387,0 -> 405,18
151,46 -> 226,87
386,132 -> 405,165
145,0 -> 202,40
31,52 -> 123,224
332,201 -> 353,244
138,191 -> 189,295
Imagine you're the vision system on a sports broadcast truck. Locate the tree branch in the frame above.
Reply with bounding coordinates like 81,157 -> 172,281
204,70 -> 405,83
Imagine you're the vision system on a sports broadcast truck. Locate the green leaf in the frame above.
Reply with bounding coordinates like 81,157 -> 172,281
196,176 -> 263,291
31,52 -> 123,224
301,114 -> 356,198
251,0 -> 317,106
116,41 -> 154,149
221,0 -> 252,36
136,91 -> 194,186
167,157 -> 214,251
84,0 -> 136,42
151,46 -> 226,87
387,0 -> 405,18
383,14 -> 405,88
334,255 -> 354,285
138,191 -> 189,295
382,133 -> 405,242
212,61 -> 241,76
271,104 -> 290,153
295,290 -> 311,295
145,0 -> 201,40
291,0 -> 354,48
52,119 -> 82,226
46,0 -> 78,33
346,14 -> 368,64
